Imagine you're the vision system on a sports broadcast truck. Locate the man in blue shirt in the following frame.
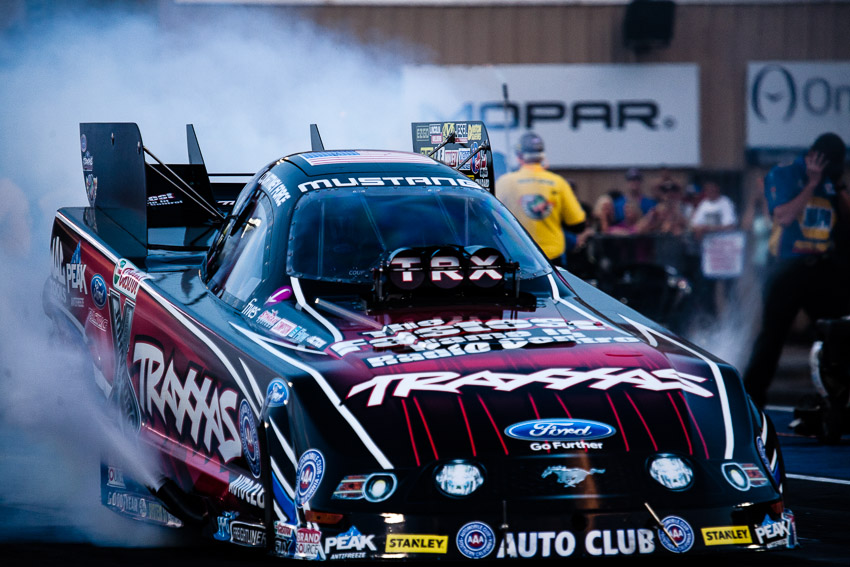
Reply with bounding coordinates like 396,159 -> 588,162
610,168 -> 657,224
743,133 -> 850,409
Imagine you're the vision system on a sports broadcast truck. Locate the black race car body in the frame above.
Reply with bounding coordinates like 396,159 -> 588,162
44,122 -> 796,560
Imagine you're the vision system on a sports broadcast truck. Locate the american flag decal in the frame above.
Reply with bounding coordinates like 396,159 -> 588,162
299,150 -> 435,166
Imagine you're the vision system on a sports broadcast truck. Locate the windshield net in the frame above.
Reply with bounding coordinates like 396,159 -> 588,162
286,187 -> 550,283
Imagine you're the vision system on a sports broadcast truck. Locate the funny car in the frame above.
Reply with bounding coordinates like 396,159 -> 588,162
43,120 -> 796,560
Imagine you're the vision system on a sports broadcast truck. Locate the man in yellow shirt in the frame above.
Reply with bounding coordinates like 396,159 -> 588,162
496,132 -> 586,266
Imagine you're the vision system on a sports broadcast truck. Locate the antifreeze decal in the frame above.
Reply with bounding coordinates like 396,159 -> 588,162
348,367 -> 713,407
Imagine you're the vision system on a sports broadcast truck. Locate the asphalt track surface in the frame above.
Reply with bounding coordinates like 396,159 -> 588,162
1,346 -> 848,566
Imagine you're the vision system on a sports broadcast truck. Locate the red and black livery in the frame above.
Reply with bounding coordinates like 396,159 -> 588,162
44,121 -> 796,560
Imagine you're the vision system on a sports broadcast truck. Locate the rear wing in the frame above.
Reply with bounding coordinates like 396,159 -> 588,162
79,123 -> 247,249
411,121 -> 494,193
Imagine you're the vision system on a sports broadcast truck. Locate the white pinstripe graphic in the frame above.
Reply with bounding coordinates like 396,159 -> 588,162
290,277 -> 343,343
271,419 -> 298,467
233,324 -> 393,470
271,458 -> 295,498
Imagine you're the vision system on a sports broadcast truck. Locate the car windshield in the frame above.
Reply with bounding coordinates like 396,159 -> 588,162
286,186 -> 551,283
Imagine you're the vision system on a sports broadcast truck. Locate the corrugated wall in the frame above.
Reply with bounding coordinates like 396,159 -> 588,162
163,1 -> 850,200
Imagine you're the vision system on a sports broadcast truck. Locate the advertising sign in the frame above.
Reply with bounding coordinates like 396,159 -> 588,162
747,61 -> 850,150
701,231 -> 746,279
402,63 -> 700,169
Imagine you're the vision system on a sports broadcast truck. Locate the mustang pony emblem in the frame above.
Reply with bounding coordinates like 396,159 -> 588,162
541,466 -> 605,487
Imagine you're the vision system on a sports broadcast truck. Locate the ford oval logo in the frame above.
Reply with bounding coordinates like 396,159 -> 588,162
504,419 -> 616,441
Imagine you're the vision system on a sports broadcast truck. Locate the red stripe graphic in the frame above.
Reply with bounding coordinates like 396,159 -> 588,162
624,392 -> 657,451
553,393 -> 572,417
552,394 -> 587,452
668,392 -> 693,455
478,394 -> 509,455
458,397 -> 477,457
413,397 -> 439,460
528,393 -> 541,419
606,392 -> 629,452
679,392 -> 710,459
400,399 -> 420,466
528,393 -> 550,454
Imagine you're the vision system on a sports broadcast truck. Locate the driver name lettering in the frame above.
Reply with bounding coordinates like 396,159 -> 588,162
134,341 -> 241,462
348,367 -> 713,407
258,171 -> 290,206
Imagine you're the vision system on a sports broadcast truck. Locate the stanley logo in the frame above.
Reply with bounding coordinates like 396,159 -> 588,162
701,526 -> 752,546
385,534 -> 448,554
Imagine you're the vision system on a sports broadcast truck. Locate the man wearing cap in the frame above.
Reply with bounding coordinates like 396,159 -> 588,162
496,132 -> 586,267
624,168 -> 658,215
743,132 -> 850,409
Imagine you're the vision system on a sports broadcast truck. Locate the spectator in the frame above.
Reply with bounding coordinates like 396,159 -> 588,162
496,132 -> 586,267
636,180 -> 689,236
688,179 -> 740,321
689,179 -> 738,238
608,200 -> 643,235
622,167 -> 657,215
591,193 -> 617,233
742,132 -> 850,409
607,169 -> 656,225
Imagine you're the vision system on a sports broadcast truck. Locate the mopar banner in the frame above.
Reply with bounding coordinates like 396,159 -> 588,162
402,64 -> 700,169
747,61 -> 850,151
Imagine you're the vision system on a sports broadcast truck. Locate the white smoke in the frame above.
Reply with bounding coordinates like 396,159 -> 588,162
684,273 -> 765,373
0,2 -> 449,545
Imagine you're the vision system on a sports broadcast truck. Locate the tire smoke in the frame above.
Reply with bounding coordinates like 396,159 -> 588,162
0,2 -> 444,545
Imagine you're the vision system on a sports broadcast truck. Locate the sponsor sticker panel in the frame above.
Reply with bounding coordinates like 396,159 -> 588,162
385,534 -> 448,554
296,527 -> 323,559
239,399 -> 262,478
701,525 -> 752,546
402,63 -> 699,168
230,520 -> 267,547
657,516 -> 695,553
296,449 -> 325,506
105,490 -> 182,528
325,526 -> 376,559
747,61 -> 850,150
456,521 -> 496,559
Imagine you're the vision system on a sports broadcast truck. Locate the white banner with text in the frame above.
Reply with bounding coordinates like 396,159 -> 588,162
402,63 -> 700,169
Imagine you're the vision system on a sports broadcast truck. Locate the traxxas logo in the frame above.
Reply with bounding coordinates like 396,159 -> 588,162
348,367 -> 713,407
133,339 -> 241,462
